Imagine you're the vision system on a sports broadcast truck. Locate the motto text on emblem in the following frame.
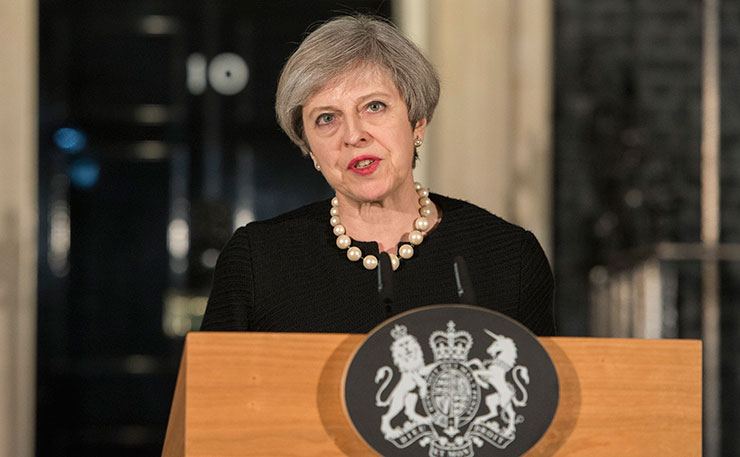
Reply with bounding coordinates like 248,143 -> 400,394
374,321 -> 530,456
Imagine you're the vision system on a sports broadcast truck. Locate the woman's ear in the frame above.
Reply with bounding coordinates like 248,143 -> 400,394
308,153 -> 321,171
413,118 -> 428,142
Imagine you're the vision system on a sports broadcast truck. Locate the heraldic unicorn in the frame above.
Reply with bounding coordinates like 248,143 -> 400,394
374,321 -> 530,456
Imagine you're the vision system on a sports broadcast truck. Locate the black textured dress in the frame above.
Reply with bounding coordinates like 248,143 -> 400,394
200,194 -> 555,336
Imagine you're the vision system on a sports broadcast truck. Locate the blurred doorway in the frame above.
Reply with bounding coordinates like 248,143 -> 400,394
37,1 -> 390,455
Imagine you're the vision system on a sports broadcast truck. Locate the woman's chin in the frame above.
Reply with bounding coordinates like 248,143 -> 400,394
342,184 -> 394,204
335,173 -> 415,204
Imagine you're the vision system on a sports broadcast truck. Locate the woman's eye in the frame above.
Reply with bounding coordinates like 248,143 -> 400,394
316,113 -> 334,125
367,101 -> 386,112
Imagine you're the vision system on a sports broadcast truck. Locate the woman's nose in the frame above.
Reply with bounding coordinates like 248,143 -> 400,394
342,114 -> 370,147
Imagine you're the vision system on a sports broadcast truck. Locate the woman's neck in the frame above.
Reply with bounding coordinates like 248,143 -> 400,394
336,184 -> 437,254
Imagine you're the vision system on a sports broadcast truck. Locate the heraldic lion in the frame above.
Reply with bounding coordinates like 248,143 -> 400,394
375,325 -> 432,438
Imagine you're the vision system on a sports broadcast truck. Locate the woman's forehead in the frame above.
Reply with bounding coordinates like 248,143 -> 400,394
307,64 -> 398,103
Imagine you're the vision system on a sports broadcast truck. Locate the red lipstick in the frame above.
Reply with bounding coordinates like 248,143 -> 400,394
347,155 -> 381,175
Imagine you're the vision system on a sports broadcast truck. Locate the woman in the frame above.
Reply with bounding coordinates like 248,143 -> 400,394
201,15 -> 555,336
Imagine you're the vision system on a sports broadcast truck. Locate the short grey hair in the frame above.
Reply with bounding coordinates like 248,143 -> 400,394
275,14 -> 440,156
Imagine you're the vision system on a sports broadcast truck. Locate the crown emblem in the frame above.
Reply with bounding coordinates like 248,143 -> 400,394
429,320 -> 473,362
390,325 -> 408,340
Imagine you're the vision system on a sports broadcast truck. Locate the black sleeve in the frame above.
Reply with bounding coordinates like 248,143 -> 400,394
517,230 -> 556,336
200,227 -> 252,331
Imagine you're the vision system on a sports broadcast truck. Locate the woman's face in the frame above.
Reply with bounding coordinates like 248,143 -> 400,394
302,65 -> 426,204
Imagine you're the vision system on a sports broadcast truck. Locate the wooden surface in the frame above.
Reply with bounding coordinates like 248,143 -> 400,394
162,350 -> 186,457
530,338 -> 701,456
163,333 -> 701,456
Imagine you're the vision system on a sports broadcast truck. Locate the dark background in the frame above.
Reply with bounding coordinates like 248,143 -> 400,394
36,0 -> 739,455
554,2 -> 739,453
37,1 -> 388,455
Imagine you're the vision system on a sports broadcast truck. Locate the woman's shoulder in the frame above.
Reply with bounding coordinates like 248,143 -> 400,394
432,193 -> 527,236
220,199 -> 329,261
225,199 -> 331,254
240,199 -> 329,232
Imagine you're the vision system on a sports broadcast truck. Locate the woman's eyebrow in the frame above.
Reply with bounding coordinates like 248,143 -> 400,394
306,92 -> 392,118
355,91 -> 392,103
306,105 -> 337,118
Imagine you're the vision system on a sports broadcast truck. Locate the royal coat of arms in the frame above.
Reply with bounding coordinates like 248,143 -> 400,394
373,321 -> 530,456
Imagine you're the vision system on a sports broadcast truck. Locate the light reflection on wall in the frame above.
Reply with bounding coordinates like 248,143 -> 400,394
167,217 -> 189,274
53,127 -> 86,153
68,157 -> 100,189
199,248 -> 219,269
208,52 -> 249,96
234,146 -> 256,230
168,148 -> 190,282
233,208 -> 254,231
48,174 -> 70,277
186,53 -> 208,95
162,291 -> 208,338
138,15 -> 181,35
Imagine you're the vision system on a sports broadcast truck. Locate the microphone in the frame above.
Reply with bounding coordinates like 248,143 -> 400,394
378,252 -> 394,315
453,256 -> 477,306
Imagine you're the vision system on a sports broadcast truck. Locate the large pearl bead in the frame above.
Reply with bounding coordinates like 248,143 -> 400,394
330,184 -> 432,272
389,254 -> 400,271
414,217 -> 430,231
347,246 -> 362,261
363,255 -> 378,270
336,234 -> 351,249
399,244 -> 414,259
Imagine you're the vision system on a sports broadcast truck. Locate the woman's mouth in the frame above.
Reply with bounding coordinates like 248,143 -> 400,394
348,156 -> 381,175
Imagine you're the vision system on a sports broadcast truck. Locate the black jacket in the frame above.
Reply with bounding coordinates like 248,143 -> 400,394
201,194 -> 555,336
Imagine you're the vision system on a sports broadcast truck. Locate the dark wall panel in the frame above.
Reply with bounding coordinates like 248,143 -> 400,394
37,2 -> 391,456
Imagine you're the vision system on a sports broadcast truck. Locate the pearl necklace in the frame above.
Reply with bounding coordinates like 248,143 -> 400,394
330,182 -> 433,271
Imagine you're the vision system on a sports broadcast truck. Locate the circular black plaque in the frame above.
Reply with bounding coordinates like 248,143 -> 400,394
343,305 -> 559,457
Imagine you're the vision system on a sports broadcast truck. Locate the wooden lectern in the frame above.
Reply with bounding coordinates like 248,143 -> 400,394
162,333 -> 701,456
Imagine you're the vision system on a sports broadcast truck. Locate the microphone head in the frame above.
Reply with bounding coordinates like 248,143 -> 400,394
378,252 -> 394,306
454,256 -> 477,306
